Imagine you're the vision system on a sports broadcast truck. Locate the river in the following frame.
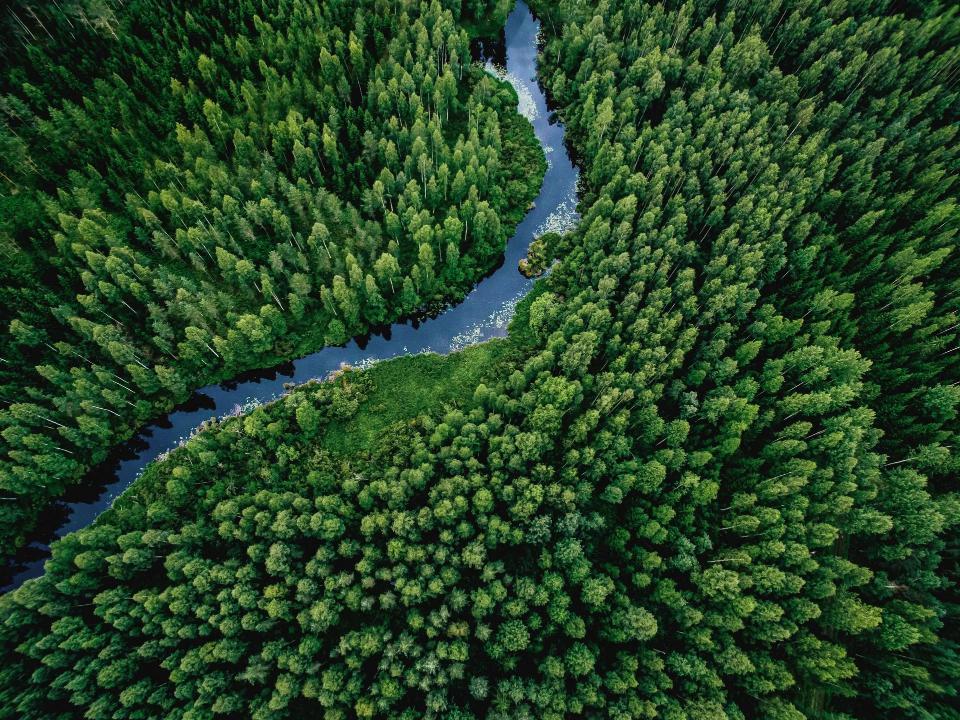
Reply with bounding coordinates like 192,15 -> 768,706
1,0 -> 579,593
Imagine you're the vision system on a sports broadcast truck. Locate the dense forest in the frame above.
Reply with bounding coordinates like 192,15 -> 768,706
0,0 -> 539,554
2,0 -> 960,718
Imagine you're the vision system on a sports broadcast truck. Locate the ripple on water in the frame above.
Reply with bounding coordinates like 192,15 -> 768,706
482,61 -> 538,122
537,191 -> 580,237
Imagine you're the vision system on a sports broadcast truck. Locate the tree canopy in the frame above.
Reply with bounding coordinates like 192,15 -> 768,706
1,0 -> 959,718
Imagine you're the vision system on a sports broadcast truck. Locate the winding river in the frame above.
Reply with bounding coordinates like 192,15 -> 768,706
1,0 -> 579,593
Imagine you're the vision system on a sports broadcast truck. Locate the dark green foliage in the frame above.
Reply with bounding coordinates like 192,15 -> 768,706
0,0 -> 544,554
1,0 -> 959,718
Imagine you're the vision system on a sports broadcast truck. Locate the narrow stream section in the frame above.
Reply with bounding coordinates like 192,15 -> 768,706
2,0 -> 579,593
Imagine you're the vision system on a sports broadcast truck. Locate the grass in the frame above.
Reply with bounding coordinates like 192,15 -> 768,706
318,341 -> 507,454
317,279 -> 547,455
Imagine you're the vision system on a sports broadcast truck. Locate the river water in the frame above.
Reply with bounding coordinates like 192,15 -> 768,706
1,0 -> 579,593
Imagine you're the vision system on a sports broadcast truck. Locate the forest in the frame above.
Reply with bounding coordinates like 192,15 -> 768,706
1,0 -> 959,718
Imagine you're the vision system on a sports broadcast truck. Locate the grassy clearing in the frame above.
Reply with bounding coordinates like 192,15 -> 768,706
318,342 -> 506,455
317,280 -> 547,455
